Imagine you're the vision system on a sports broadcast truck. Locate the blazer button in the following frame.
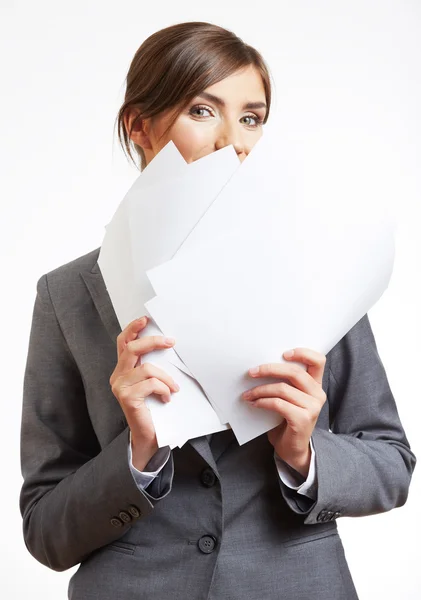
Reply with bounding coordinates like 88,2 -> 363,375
119,511 -> 132,524
110,517 -> 124,528
198,535 -> 217,554
317,510 -> 334,523
316,510 -> 327,523
333,511 -> 341,519
200,467 -> 216,488
128,505 -> 142,519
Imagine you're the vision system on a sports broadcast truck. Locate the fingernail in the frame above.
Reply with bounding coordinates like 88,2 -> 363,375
249,366 -> 259,376
174,383 -> 180,391
284,349 -> 294,358
164,337 -> 175,345
137,316 -> 147,324
243,390 -> 252,399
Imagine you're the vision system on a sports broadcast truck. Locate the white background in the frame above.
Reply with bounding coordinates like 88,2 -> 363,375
1,1 -> 420,598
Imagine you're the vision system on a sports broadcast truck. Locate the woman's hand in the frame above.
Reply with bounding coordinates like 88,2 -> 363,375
109,315 -> 179,470
242,348 -> 327,478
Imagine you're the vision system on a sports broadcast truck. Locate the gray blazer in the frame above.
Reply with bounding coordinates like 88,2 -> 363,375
20,248 -> 416,600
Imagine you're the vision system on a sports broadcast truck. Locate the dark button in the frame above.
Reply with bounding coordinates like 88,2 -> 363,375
110,517 -> 124,528
128,505 -> 142,519
200,467 -> 217,488
333,511 -> 341,519
119,510 -> 132,524
198,535 -> 217,554
317,510 -> 334,523
316,510 -> 326,522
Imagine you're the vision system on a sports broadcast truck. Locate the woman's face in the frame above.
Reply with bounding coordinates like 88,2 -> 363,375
128,65 -> 268,166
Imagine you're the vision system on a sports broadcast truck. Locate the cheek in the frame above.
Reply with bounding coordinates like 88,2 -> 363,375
169,120 -> 214,162
247,128 -> 263,149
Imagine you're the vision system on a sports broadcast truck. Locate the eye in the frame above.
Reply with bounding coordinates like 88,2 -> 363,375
189,104 -> 214,118
241,114 -> 263,128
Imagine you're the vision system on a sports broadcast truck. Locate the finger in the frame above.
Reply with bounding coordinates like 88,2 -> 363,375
248,396 -> 303,424
283,348 -> 326,385
248,362 -> 321,397
243,382 -> 314,409
117,335 -> 176,374
116,316 -> 149,358
116,377 -> 174,407
133,377 -> 174,404
116,362 -> 180,393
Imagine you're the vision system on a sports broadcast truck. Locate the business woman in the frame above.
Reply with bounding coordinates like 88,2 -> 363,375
20,21 -> 416,600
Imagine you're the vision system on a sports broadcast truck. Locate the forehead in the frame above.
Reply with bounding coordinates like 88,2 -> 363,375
202,66 -> 266,100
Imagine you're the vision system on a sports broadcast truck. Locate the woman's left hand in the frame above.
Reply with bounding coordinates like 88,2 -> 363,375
242,348 -> 327,478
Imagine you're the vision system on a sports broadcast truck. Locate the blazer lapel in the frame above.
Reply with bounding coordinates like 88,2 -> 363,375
188,429 -> 237,473
187,435 -> 218,474
188,436 -> 219,473
210,428 -> 237,462
80,260 -> 122,344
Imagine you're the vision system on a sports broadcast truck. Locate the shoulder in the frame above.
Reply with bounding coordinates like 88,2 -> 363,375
37,247 -> 101,309
327,312 -> 380,384
332,313 -> 376,356
46,247 -> 100,281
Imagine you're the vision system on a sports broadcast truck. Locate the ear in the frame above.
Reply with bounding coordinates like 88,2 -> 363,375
123,108 -> 153,150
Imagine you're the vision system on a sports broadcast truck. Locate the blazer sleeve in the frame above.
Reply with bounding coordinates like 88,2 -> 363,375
19,275 -> 174,572
278,313 -> 417,524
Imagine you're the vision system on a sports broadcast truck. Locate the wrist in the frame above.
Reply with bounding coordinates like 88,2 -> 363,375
285,446 -> 311,478
130,433 -> 159,471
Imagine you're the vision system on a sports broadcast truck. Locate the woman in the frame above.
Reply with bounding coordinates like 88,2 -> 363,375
20,21 -> 416,600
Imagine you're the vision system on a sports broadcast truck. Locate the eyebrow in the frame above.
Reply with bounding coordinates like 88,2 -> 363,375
196,91 -> 267,112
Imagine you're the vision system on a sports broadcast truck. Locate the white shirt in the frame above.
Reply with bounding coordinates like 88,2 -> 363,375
127,433 -> 317,499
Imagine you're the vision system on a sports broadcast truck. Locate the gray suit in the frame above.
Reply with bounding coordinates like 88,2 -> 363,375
20,248 -> 416,600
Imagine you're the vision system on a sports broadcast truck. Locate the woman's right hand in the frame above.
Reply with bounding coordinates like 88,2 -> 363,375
109,315 -> 179,470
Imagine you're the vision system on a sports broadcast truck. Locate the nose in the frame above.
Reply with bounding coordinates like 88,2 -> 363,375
214,122 -> 247,161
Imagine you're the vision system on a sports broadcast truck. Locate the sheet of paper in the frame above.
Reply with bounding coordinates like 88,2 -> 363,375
137,318 -> 228,448
98,141 -> 188,329
98,141 -> 239,446
145,200 -> 395,445
169,355 -> 195,378
128,144 -> 240,313
175,126 -> 394,262
99,141 -> 240,329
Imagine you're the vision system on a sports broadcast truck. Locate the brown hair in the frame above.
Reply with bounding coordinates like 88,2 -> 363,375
115,21 -> 273,171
